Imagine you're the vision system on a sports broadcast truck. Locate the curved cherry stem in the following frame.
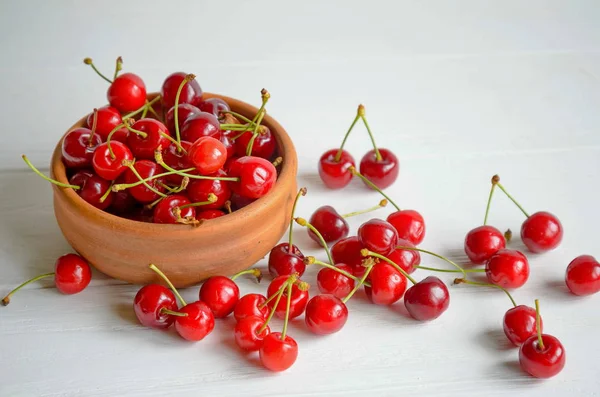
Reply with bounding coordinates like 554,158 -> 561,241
220,110 -> 254,125
414,265 -> 484,273
178,194 -> 218,209
483,175 -> 499,225
231,268 -> 262,283
453,278 -> 517,308
246,110 -> 266,156
160,308 -> 188,317
280,281 -> 293,339
259,278 -> 289,309
99,182 -> 114,203
294,217 -> 334,265
287,188 -> 307,253
342,262 -> 374,303
363,250 -> 418,285
306,257 -> 371,287
1,272 -> 54,306
124,162 -> 167,198
113,56 -> 123,81
149,264 -> 186,306
159,133 -> 187,153
257,276 -> 293,333
496,182 -> 530,218
105,122 -> 127,159
88,108 -> 98,147
342,199 -> 387,218
83,58 -> 112,84
154,152 -> 239,182
349,167 -> 401,211
174,74 -> 196,149
112,167 -> 196,191
334,109 -> 361,162
396,246 -> 466,279
534,299 -> 544,350
122,96 -> 161,120
124,122 -> 148,139
22,155 -> 80,190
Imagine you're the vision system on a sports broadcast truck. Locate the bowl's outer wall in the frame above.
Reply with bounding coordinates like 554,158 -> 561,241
51,93 -> 298,287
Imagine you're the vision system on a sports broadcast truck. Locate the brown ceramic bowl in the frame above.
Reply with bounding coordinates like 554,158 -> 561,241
50,93 -> 297,287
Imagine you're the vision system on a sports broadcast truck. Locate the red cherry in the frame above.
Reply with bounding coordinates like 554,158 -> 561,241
199,98 -> 230,117
187,170 -> 231,209
197,209 -> 226,220
404,276 -> 450,321
188,136 -> 227,175
180,112 -> 221,143
160,72 -> 203,109
228,156 -> 277,199
109,127 -> 129,144
521,211 -> 563,253
175,301 -> 215,341
230,192 -> 257,210
565,255 -> 600,296
199,276 -> 239,318
53,253 -> 92,294
386,210 -> 426,245
267,276 -> 309,319
307,206 -> 349,244
318,149 -> 355,189
122,160 -> 166,203
519,334 -> 566,378
86,106 -> 122,139
259,332 -> 298,372
268,243 -> 306,278
107,73 -> 146,113
485,249 -> 529,289
503,305 -> 541,346
108,187 -> 135,215
133,284 -> 178,329
69,170 -> 114,210
317,263 -> 355,299
153,194 -> 195,224
359,148 -> 399,190
127,119 -> 171,160
234,127 -> 276,160
305,294 -> 348,335
234,315 -> 270,351
161,141 -> 193,184
331,236 -> 366,276
166,104 -> 201,134
364,263 -> 407,305
234,293 -> 270,322
358,219 -> 399,255
92,141 -> 133,181
61,128 -> 102,169
220,130 -> 237,159
464,225 -> 506,264
387,239 -> 421,274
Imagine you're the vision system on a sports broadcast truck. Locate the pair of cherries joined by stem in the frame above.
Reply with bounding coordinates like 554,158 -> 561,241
319,104 -> 399,190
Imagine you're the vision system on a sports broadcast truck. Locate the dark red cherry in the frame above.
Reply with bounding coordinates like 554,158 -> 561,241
331,236 -> 366,277
358,219 -> 398,255
110,127 -> 129,144
228,156 -> 277,199
565,255 -> 600,296
503,305 -> 541,346
519,334 -> 565,378
404,276 -> 450,321
160,72 -> 203,109
220,130 -> 237,159
92,141 -> 133,181
318,149 -> 355,189
109,187 -> 136,215
69,170 -> 114,210
305,294 -> 348,335
86,106 -> 122,139
62,128 -> 102,168
387,239 -> 421,274
521,211 -> 563,253
259,332 -> 298,372
107,73 -> 146,113
308,205 -> 349,244
122,160 -> 166,203
234,315 -> 270,351
162,140 -> 193,184
188,136 -> 227,175
359,148 -> 399,190
197,209 -> 226,220
464,225 -> 506,264
317,263 -> 355,298
187,170 -> 231,209
174,301 -> 215,341
267,276 -> 309,319
133,284 -> 178,329
153,194 -> 195,224
364,263 -> 407,305
386,209 -> 426,245
127,118 -> 171,160
199,276 -> 239,318
180,112 -> 221,143
230,192 -> 257,210
234,293 -> 270,322
485,249 -> 529,289
234,127 -> 276,160
166,104 -> 201,134
124,206 -> 154,223
268,243 -> 305,278
199,98 -> 230,117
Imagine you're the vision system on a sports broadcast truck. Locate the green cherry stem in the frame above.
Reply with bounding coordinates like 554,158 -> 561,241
483,175 -> 500,225
83,57 -> 112,84
294,217 -> 334,265
495,179 -> 530,218
534,299 -> 544,349
122,96 -> 161,120
280,281 -> 294,339
358,105 -> 382,161
154,152 -> 239,182
258,277 -> 290,309
113,56 -> 123,81
174,74 -> 196,148
257,276 -> 294,333
124,161 -> 167,198
160,133 -> 187,153
342,261 -> 375,303
105,122 -> 127,159
342,199 -> 388,218
334,105 -> 362,162
220,110 -> 254,124
160,308 -> 188,317
99,182 -> 114,203
124,122 -> 148,139
396,246 -> 467,279
414,265 -> 484,273
112,168 -> 196,191
349,166 -> 401,211
305,256 -> 371,287
2,272 -> 54,306
88,108 -> 98,147
178,193 -> 218,209
287,188 -> 307,254
22,155 -> 80,190
149,264 -> 187,306
362,249 -> 418,284
453,278 -> 517,308
246,110 -> 266,156
231,268 -> 262,282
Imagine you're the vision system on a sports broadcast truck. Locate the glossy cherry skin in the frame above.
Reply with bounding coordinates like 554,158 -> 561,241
122,160 -> 166,203
109,127 -> 129,144
87,106 -> 122,140
161,140 -> 193,184
260,332 -> 298,372
199,276 -> 239,318
234,315 -> 270,351
175,301 -> 215,341
199,98 -> 230,117
519,334 -> 566,378
196,209 -> 226,220
180,112 -> 221,143
234,293 -> 270,322
387,239 -> 421,274
187,170 -> 231,209
62,128 -> 103,169
359,148 -> 399,189
160,72 -> 203,109
268,243 -> 305,278
404,276 -> 450,321
228,156 -> 277,199
92,141 -> 133,181
267,276 -> 309,319
331,236 -> 366,277
230,192 -> 257,210
565,255 -> 600,296
54,253 -> 92,294
153,194 -> 195,224
166,104 -> 201,134
521,211 -> 563,253
188,136 -> 227,175
318,149 -> 355,189
305,294 -> 348,335
235,127 -> 276,160
464,225 -> 506,264
133,284 -> 178,329
127,118 -> 171,160
308,206 -> 349,244
317,263 -> 355,299
358,219 -> 399,255
503,305 -> 541,346
69,170 -> 114,210
107,73 -> 146,113
387,210 -> 426,245
364,263 -> 407,305
485,249 -> 529,289
220,130 -> 237,159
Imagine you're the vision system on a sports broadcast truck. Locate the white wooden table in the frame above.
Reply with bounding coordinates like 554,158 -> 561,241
1,1 -> 599,395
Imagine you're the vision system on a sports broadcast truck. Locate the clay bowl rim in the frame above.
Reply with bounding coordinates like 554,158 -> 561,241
50,92 -> 296,236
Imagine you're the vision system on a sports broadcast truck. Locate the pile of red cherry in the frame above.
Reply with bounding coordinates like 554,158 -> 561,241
5,57 -> 600,377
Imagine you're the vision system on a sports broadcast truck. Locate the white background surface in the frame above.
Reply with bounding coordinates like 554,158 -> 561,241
1,0 -> 600,396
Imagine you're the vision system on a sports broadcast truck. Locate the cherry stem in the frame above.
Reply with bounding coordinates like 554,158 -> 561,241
359,106 -> 382,162
22,155 -> 80,190
396,245 -> 466,279
160,133 -> 187,153
220,110 -> 253,124
334,109 -> 361,162
504,229 -> 513,243
257,275 -> 294,333
174,74 -> 196,148
155,152 -> 239,182
294,217 -> 334,265
160,308 -> 188,317
342,199 -> 388,218
113,56 -> 123,81
246,106 -> 267,157
483,175 -> 499,225
534,299 -> 544,350
105,122 -> 127,159
287,188 -> 308,253
141,104 -> 150,119
453,278 -> 517,308
349,167 -> 400,211
178,194 -> 217,209
88,108 -> 98,147
125,163 -> 167,198
496,182 -> 530,218
145,100 -> 160,119
149,264 -> 187,306
272,157 -> 283,167
83,58 -> 112,84
224,201 -> 232,214
259,279 -> 289,309
307,257 -> 371,287
231,268 -> 262,282
1,272 -> 54,306
124,123 -> 148,139
362,249 -> 418,284
342,262 -> 374,303
280,281 -> 294,339
414,265 -> 484,273
219,123 -> 254,132
122,96 -> 161,120
112,167 -> 196,191
99,182 -> 113,203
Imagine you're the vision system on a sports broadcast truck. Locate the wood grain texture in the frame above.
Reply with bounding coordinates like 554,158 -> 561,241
1,0 -> 600,396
